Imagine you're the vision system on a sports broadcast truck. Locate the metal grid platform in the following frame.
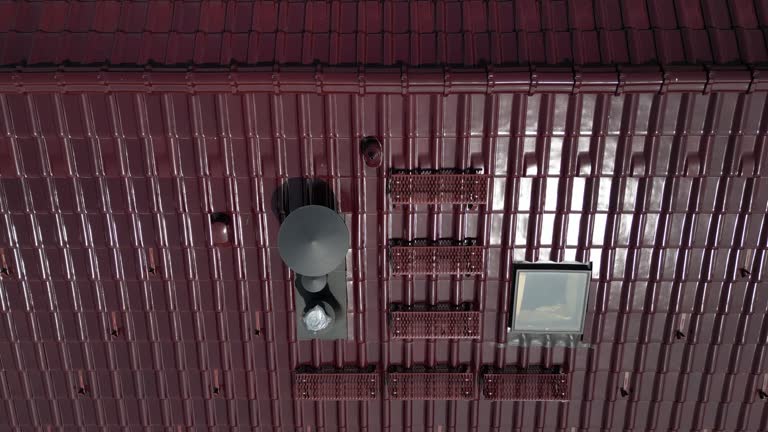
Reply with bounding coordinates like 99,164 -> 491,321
390,309 -> 481,339
389,243 -> 484,275
481,366 -> 570,401
389,172 -> 489,205
388,367 -> 476,400
293,367 -> 380,401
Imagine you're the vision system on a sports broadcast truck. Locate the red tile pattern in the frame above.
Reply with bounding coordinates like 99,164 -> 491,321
2,0 -> 768,67
0,1 -> 766,430
0,69 -> 766,431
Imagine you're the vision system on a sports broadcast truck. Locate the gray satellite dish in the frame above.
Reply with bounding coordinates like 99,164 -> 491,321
278,205 -> 350,277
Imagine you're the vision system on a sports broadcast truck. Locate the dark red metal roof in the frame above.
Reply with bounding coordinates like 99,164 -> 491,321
2,0 -> 768,66
1,1 -> 768,432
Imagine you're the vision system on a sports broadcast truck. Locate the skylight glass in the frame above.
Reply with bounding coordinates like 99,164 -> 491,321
509,263 -> 591,334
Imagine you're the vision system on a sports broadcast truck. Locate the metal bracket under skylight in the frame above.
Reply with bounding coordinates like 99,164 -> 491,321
507,262 -> 591,336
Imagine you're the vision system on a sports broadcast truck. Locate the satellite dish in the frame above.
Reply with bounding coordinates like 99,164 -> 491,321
278,205 -> 350,277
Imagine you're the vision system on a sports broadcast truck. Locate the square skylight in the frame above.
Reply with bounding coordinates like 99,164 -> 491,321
508,262 -> 591,334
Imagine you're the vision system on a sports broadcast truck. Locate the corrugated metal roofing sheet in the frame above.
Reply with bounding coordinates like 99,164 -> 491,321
1,0 -> 768,67
0,1 -> 768,432
0,68 -> 767,432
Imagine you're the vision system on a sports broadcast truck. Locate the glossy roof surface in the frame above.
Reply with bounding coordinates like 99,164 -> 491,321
1,1 -> 768,432
1,0 -> 768,66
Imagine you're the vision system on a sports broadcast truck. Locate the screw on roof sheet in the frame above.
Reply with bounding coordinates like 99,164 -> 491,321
109,311 -> 122,338
0,248 -> 13,279
619,372 -> 632,397
760,375 -> 768,400
620,372 -> 631,397
211,369 -> 223,397
147,247 -> 160,276
253,311 -> 263,337
76,370 -> 89,396
740,250 -> 754,278
676,314 -> 688,341
0,266 -> 12,278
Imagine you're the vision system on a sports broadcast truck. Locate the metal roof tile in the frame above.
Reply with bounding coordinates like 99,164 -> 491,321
1,0 -> 768,67
0,68 -> 758,429
0,2 -> 766,432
